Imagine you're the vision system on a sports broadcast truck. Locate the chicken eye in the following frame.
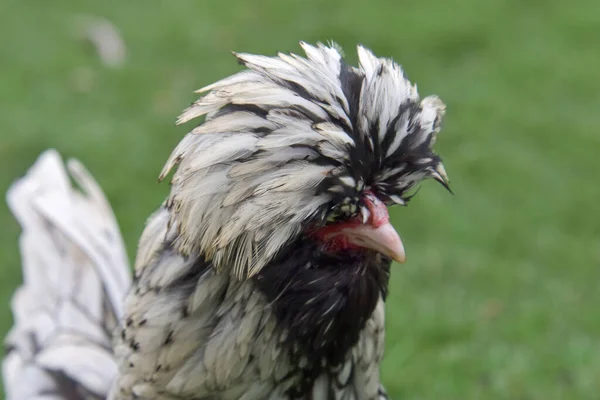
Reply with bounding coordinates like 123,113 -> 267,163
326,198 -> 359,222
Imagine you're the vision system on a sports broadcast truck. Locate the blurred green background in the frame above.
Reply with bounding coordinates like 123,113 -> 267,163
1,0 -> 599,398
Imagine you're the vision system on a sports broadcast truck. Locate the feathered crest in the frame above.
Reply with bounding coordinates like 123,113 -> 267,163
161,42 -> 448,278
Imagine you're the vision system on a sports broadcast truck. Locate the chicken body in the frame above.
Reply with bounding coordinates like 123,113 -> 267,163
111,208 -> 389,400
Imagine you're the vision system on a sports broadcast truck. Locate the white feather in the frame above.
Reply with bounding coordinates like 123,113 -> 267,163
3,150 -> 131,400
227,147 -> 317,179
192,111 -> 277,135
252,162 -> 329,196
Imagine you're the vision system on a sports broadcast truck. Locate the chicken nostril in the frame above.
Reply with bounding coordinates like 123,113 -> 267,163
360,206 -> 371,224
361,191 -> 390,228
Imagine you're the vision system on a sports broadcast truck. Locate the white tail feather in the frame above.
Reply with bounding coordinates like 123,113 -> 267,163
3,150 -> 131,400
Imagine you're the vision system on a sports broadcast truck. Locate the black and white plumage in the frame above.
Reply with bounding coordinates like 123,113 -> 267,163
4,42 -> 449,400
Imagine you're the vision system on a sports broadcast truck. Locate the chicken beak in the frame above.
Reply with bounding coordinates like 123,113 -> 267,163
341,221 -> 406,263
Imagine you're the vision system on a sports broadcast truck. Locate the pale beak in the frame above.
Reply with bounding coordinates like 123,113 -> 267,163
340,221 -> 406,263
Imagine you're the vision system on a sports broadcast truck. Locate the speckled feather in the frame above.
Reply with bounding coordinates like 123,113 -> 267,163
111,43 -> 446,399
160,41 -> 447,279
112,208 -> 391,399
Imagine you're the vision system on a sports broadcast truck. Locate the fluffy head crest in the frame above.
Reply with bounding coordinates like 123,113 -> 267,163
161,42 -> 448,278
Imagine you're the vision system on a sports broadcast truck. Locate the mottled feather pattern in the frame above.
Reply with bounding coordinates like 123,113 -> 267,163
112,212 -> 298,399
163,42 -> 447,279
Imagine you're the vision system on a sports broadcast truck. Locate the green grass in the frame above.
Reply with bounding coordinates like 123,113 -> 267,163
1,0 -> 599,398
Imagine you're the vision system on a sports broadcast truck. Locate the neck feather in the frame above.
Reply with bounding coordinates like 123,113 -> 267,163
252,237 -> 391,370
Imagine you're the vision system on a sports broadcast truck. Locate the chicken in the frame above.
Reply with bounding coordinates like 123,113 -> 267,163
3,42 -> 449,400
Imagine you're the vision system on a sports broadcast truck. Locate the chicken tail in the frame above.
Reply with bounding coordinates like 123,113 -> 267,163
2,150 -> 131,399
